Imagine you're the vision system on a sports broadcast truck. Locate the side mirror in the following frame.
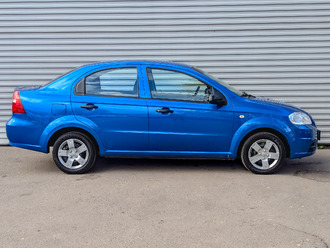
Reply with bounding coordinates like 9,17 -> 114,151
209,88 -> 227,106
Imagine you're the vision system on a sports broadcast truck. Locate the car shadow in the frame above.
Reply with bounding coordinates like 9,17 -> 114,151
40,148 -> 329,177
91,154 -> 329,178
92,157 -> 247,174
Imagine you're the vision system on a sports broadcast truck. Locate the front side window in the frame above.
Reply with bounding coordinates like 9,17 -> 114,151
147,68 -> 211,103
85,67 -> 138,97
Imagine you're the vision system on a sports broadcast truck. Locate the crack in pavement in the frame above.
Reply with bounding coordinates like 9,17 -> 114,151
294,170 -> 330,182
275,222 -> 329,248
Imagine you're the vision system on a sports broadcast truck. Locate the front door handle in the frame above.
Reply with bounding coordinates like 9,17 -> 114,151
81,104 -> 98,109
156,107 -> 173,114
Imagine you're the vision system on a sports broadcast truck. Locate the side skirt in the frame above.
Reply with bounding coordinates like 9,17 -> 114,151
103,150 -> 235,159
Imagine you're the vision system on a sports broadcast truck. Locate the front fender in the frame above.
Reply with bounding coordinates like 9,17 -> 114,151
39,115 -> 105,155
229,116 -> 294,157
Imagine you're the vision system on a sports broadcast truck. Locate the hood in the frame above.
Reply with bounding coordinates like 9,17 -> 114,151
240,96 -> 305,116
253,97 -> 301,111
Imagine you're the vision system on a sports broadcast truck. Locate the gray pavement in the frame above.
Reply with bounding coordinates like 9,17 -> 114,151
0,147 -> 329,248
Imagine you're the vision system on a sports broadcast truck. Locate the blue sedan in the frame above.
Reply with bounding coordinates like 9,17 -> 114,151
6,61 -> 320,174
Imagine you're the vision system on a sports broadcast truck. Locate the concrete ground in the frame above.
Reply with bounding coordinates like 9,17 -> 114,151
0,147 -> 329,248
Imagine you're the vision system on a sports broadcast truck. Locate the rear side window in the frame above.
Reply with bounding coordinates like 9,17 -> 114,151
85,67 -> 138,97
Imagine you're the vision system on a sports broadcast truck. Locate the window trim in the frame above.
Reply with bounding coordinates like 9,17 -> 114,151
145,67 -> 226,105
74,67 -> 140,99
74,78 -> 85,95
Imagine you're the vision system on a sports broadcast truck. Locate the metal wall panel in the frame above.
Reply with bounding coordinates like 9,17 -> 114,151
1,0 -> 330,144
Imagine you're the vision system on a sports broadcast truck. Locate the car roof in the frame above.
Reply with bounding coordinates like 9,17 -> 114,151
81,60 -> 194,69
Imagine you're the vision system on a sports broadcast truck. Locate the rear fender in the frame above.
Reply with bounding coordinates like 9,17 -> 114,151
39,115 -> 105,155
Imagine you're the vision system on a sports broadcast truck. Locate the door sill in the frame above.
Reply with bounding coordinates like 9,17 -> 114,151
103,150 -> 234,159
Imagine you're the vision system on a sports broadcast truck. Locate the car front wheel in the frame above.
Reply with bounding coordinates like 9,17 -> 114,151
241,132 -> 286,174
52,132 -> 96,174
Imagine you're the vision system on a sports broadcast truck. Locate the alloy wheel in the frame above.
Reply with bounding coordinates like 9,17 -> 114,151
248,139 -> 280,170
57,138 -> 89,169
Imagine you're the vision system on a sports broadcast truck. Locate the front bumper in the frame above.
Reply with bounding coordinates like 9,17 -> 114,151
290,125 -> 319,159
317,129 -> 321,141
309,129 -> 322,153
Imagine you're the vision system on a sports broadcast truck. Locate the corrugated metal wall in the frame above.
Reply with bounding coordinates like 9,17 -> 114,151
1,0 -> 330,145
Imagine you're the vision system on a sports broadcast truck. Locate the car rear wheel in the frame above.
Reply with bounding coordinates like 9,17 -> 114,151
52,132 -> 96,174
241,132 -> 286,174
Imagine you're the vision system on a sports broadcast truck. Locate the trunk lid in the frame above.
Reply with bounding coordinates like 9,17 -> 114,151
14,85 -> 42,91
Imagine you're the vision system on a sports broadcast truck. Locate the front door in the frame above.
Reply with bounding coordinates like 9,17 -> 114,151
144,67 -> 233,153
71,66 -> 148,151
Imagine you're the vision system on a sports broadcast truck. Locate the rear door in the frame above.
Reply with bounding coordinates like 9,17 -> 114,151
71,66 -> 148,151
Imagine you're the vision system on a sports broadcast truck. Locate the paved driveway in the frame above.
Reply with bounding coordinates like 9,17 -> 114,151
1,147 -> 329,248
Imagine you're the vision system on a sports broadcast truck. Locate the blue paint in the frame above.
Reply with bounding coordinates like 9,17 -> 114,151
7,61 -> 318,160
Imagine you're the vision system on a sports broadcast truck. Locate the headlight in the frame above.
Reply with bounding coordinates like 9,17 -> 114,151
289,112 -> 312,125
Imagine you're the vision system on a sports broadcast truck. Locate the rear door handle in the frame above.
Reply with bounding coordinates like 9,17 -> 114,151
81,104 -> 98,109
156,107 -> 173,114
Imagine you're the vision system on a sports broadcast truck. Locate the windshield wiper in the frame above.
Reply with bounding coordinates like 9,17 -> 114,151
241,91 -> 255,98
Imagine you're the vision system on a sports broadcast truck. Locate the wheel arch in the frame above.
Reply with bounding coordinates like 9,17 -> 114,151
236,128 -> 290,158
47,127 -> 100,155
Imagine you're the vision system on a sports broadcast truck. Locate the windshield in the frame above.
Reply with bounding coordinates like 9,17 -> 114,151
194,67 -> 243,96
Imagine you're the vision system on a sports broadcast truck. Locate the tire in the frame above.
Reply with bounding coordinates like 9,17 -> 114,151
52,131 -> 97,174
241,132 -> 286,174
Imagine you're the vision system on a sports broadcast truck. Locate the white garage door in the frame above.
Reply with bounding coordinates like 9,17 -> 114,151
1,0 -> 330,144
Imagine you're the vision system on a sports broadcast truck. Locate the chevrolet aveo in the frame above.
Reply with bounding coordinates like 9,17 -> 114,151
6,61 -> 320,174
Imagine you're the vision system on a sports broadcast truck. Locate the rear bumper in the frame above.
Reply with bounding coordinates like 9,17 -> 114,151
6,115 -> 45,152
8,141 -> 43,153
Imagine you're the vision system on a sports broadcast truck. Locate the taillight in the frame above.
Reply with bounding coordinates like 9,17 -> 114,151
12,91 -> 26,114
